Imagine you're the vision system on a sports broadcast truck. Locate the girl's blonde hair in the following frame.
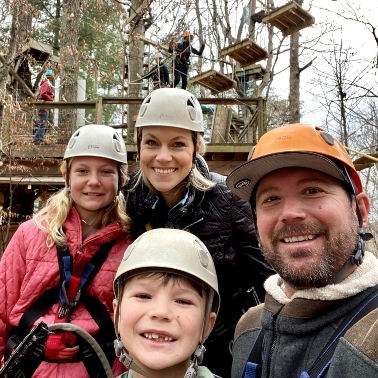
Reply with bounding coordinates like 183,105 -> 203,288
133,130 -> 216,193
34,159 -> 131,248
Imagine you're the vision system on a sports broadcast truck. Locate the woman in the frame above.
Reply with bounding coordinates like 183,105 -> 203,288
0,124 -> 132,377
124,88 -> 274,377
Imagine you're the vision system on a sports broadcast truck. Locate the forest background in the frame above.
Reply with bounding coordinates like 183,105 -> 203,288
0,0 -> 378,251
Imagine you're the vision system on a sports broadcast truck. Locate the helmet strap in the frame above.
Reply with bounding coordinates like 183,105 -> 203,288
184,345 -> 206,378
331,197 -> 373,284
350,199 -> 373,266
114,338 -> 152,378
186,164 -> 195,188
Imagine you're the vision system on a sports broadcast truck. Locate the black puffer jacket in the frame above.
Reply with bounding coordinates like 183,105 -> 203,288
123,157 -> 274,377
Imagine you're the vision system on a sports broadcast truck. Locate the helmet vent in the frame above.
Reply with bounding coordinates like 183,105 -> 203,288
139,96 -> 152,118
187,99 -> 197,121
320,131 -> 335,146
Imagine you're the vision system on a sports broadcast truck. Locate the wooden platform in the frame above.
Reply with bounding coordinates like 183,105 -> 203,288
189,70 -> 236,94
352,153 -> 378,171
262,1 -> 315,37
235,64 -> 266,81
219,39 -> 268,68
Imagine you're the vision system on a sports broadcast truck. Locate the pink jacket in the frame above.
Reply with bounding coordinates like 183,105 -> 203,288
0,208 -> 132,377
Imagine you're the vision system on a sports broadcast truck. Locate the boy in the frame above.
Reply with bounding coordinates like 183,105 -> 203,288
113,228 -> 221,378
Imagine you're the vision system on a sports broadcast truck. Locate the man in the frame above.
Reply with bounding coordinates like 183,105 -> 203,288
226,123 -> 378,378
138,52 -> 170,90
33,69 -> 54,145
169,30 -> 205,90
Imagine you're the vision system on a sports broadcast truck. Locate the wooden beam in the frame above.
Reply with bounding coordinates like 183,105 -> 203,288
0,55 -> 36,99
25,97 -> 262,108
137,35 -> 169,52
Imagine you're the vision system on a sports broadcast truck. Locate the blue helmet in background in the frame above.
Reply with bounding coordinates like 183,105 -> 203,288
45,69 -> 54,77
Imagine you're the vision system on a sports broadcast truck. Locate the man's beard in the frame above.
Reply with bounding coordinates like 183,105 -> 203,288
259,214 -> 359,289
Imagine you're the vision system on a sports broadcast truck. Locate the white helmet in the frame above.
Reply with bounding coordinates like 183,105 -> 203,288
135,88 -> 204,132
64,124 -> 127,163
154,52 -> 163,60
114,228 -> 219,314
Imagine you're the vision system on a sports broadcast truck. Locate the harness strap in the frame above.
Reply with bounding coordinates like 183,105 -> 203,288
243,328 -> 265,378
244,286 -> 378,378
5,287 -> 59,360
5,240 -> 116,366
81,293 -> 116,363
0,322 -> 50,378
304,287 -> 378,378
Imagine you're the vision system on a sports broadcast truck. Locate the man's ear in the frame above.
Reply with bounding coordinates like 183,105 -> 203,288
203,312 -> 217,341
356,192 -> 370,227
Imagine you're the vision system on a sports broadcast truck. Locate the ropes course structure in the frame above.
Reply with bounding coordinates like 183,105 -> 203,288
121,0 -> 316,144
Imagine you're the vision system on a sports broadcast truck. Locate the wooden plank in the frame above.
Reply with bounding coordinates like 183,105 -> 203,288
219,39 -> 268,67
189,70 -> 236,94
137,35 -> 169,52
262,1 -> 315,36
25,97 -> 260,108
282,18 -> 315,37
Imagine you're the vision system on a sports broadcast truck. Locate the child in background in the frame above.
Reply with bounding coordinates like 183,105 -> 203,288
113,228 -> 221,378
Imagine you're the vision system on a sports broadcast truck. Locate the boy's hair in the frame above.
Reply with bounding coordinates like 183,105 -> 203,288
34,158 -> 131,248
116,271 -> 210,310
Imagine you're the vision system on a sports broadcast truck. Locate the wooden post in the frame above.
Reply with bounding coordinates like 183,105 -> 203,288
95,97 -> 103,124
257,96 -> 265,139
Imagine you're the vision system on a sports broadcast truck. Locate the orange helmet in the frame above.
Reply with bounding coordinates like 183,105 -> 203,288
183,30 -> 194,38
226,123 -> 362,202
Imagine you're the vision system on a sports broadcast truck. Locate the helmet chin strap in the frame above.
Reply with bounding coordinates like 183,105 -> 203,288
350,199 -> 373,266
114,338 -> 206,378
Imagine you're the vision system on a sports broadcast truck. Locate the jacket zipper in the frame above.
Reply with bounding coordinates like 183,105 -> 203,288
266,308 -> 283,377
183,217 -> 204,231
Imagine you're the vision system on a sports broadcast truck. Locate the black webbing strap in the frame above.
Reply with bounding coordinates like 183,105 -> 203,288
0,322 -> 50,378
81,293 -> 116,364
4,240 -> 116,366
306,287 -> 378,378
5,287 -> 59,360
243,327 -> 266,378
245,287 -> 378,378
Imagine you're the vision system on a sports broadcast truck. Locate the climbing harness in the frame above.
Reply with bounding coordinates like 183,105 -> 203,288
242,287 -> 378,378
0,322 -> 113,378
4,240 -> 116,375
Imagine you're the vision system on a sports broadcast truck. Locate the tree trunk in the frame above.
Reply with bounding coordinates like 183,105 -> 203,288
59,0 -> 82,136
288,0 -> 302,123
127,0 -> 145,143
289,30 -> 300,123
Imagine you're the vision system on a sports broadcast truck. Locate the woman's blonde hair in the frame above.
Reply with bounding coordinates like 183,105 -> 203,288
34,159 -> 131,248
133,130 -> 215,193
